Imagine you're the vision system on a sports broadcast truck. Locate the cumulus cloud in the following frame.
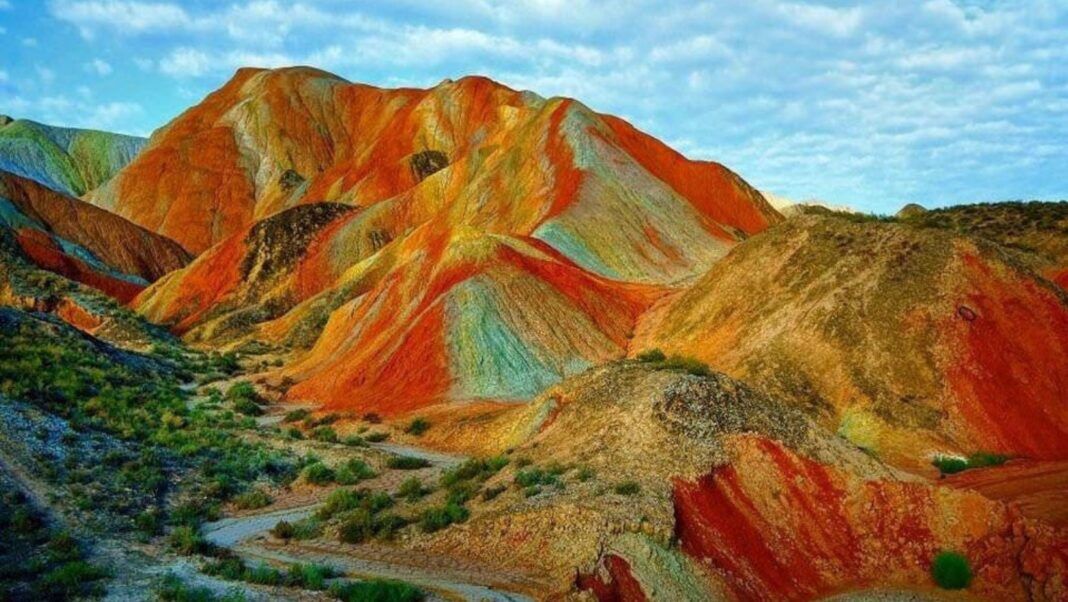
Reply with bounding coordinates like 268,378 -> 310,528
85,58 -> 112,75
16,0 -> 1068,209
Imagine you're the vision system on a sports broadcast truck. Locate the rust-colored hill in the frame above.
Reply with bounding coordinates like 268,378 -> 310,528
130,67 -> 779,412
1,170 -> 191,301
634,214 -> 1068,472
91,67 -> 779,265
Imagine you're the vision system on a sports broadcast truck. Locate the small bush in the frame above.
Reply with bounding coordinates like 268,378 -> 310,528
330,579 -> 423,602
312,427 -> 339,443
336,459 -> 376,485
419,502 -> 469,533
662,355 -> 711,376
387,456 -> 431,470
405,418 -> 430,436
303,463 -> 336,485
514,467 -> 559,488
288,562 -> 338,590
271,520 -> 295,540
637,349 -> 666,362
245,562 -> 283,586
155,573 -> 220,602
338,509 -> 375,544
38,560 -> 108,598
233,488 -> 272,510
613,481 -> 641,496
398,477 -> 429,502
931,551 -> 972,590
933,452 -> 1009,475
169,526 -> 208,556
283,409 -> 311,423
291,517 -> 323,540
342,435 -> 367,447
364,431 -> 389,443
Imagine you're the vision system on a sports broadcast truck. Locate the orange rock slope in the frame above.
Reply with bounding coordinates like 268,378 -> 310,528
1,170 -> 190,301
132,67 -> 779,412
92,67 -> 779,265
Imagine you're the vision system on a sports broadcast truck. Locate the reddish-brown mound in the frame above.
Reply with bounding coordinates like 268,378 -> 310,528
1,170 -> 191,284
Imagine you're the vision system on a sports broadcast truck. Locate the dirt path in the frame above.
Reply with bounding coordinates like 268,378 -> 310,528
202,441 -> 540,601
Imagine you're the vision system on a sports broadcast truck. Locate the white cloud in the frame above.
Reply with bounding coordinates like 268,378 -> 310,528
49,0 -> 192,37
86,58 -> 113,75
775,2 -> 863,37
36,66 -> 55,84
158,47 -> 211,77
0,0 -> 10,9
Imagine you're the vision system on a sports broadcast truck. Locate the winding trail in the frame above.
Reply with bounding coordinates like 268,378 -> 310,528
201,442 -> 537,601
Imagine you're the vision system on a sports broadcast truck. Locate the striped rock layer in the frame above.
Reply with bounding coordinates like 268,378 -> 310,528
0,170 -> 191,302
132,67 -> 779,411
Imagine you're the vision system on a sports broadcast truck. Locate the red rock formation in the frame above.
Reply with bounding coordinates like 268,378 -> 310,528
1,170 -> 191,288
673,436 -> 1068,601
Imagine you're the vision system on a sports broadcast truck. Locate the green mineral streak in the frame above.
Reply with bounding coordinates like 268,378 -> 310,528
532,221 -> 620,280
0,119 -> 145,196
446,277 -> 564,400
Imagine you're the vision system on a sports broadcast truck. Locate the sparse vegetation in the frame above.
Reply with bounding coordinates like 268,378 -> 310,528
336,459 -> 376,485
419,502 -> 469,533
637,348 -> 666,362
387,456 -> 431,470
302,462 -> 336,485
330,579 -> 424,602
404,417 -> 431,436
613,481 -> 641,496
363,431 -> 389,443
232,488 -> 271,510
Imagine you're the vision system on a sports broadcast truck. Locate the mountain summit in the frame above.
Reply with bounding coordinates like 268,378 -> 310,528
90,67 -> 779,265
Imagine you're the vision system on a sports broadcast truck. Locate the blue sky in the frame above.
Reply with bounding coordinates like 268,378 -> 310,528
0,1 -> 1065,213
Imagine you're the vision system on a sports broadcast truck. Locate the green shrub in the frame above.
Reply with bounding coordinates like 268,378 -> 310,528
342,435 -> 367,447
202,557 -> 247,581
287,427 -> 304,440
233,488 -> 272,510
398,477 -> 429,502
933,452 -> 1009,475
636,349 -> 666,362
514,467 -> 559,488
404,418 -> 430,436
336,459 -> 376,485
338,509 -> 375,544
364,432 -> 389,443
155,573 -> 221,602
419,502 -> 469,533
440,457 -> 508,488
312,426 -> 339,443
319,488 -> 394,520
613,481 -> 641,496
38,560 -> 108,598
169,526 -> 208,556
303,463 -> 336,485
245,562 -> 283,586
931,551 -> 972,589
291,517 -> 323,540
330,579 -> 423,602
662,355 -> 711,376
287,563 -> 338,590
283,409 -> 311,423
387,456 -> 430,470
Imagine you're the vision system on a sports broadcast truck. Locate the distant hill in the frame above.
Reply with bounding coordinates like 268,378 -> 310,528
0,116 -> 145,197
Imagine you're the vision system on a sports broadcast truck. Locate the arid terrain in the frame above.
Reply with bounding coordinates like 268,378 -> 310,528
1,68 -> 1066,602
